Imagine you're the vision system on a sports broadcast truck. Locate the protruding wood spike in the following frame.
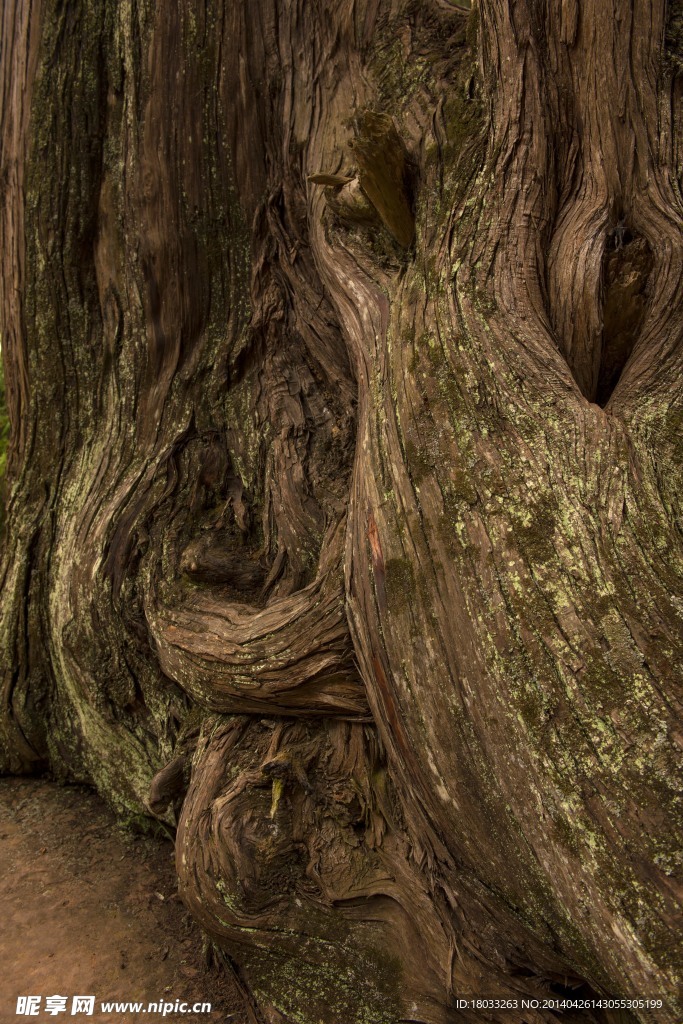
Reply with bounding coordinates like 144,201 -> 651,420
349,111 -> 415,248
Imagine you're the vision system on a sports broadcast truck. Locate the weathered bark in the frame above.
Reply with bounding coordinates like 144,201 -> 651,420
1,1 -> 681,1022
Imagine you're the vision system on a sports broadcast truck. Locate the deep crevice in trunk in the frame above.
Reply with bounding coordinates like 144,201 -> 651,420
596,232 -> 654,408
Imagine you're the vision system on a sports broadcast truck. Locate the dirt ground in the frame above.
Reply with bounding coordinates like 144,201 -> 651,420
0,777 -> 250,1024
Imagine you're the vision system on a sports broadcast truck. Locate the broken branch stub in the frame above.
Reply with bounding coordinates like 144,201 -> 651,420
307,172 -> 354,187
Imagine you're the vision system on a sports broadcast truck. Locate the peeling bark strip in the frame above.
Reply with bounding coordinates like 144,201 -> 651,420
1,1 -> 682,1022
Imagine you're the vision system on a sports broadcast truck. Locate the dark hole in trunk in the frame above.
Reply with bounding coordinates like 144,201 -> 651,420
508,968 -> 626,1024
547,979 -> 638,1024
596,232 -> 653,407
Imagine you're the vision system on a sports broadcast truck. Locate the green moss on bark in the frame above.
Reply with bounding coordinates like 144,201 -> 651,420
0,358 -> 9,488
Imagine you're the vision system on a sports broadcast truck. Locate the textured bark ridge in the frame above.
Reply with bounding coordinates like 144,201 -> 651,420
1,1 -> 681,1022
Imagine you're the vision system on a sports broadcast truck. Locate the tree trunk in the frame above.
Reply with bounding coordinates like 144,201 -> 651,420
1,1 -> 681,1021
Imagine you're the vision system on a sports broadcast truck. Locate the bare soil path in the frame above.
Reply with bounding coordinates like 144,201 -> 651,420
0,777 -> 249,1024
